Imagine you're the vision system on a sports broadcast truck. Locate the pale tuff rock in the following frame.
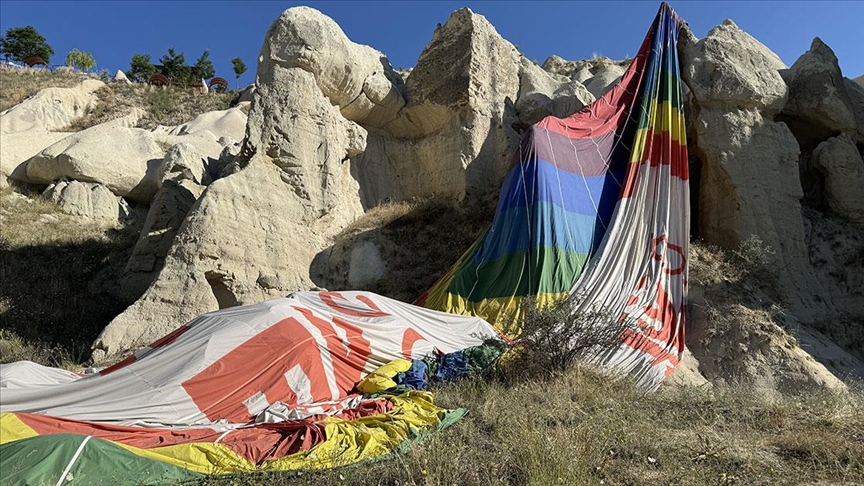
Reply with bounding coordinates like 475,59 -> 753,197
0,131 -> 71,182
780,38 -> 857,146
357,8 -> 592,206
120,178 -> 206,300
812,133 -> 864,224
25,125 -> 166,203
42,180 -> 126,224
93,42 -> 366,360
680,20 -> 788,114
158,143 -> 208,185
515,57 -> 595,127
167,106 -> 248,142
98,107 -> 146,129
113,70 -> 132,84
262,6 -> 405,128
584,63 -> 626,99
0,79 -> 104,134
844,78 -> 864,141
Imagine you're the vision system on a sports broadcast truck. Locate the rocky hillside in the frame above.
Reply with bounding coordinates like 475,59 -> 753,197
1,6 -> 862,398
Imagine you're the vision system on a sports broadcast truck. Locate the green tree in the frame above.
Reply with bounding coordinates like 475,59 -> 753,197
65,48 -> 96,72
0,26 -> 54,64
127,53 -> 156,83
194,49 -> 215,80
231,57 -> 247,89
159,47 -> 191,85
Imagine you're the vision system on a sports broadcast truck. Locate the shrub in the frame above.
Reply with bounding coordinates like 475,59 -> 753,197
65,48 -> 96,72
499,296 -> 632,381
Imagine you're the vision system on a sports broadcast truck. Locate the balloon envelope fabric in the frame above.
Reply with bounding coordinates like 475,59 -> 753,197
418,3 -> 689,390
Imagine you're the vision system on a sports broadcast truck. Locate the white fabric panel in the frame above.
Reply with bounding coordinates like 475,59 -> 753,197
0,292 -> 498,425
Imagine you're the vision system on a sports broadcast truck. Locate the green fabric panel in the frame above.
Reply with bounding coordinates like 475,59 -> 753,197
0,434 -> 201,486
447,246 -> 589,301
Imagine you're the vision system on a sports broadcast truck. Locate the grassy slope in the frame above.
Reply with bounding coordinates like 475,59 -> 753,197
0,67 -> 235,129
0,187 -> 138,367
204,368 -> 863,486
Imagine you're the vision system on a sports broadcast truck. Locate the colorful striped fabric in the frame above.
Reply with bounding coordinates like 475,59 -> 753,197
0,292 -> 497,483
419,3 -> 689,389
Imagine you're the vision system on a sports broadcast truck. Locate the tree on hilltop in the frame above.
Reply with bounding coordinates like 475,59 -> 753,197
65,48 -> 96,72
160,47 -> 192,85
127,53 -> 156,83
195,50 -> 215,80
231,57 -> 247,89
0,26 -> 54,64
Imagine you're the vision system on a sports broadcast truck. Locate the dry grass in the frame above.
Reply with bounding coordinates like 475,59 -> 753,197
0,187 -> 139,367
0,66 -> 91,112
65,83 -> 236,131
0,66 -> 235,130
201,367 -> 864,486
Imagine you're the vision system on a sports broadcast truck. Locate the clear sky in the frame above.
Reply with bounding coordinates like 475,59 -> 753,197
1,1 -> 862,88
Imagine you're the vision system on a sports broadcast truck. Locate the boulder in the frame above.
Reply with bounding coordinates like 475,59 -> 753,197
356,8 -> 540,205
584,63 -> 626,98
41,180 -> 124,224
812,133 -> 864,224
25,125 -> 165,203
693,107 -> 816,312
0,79 -> 104,134
113,70 -> 132,84
158,143 -> 208,185
1,131 -> 71,182
237,84 -> 256,103
843,78 -> 864,141
514,57 -> 595,127
680,20 -> 787,114
780,38 -> 857,147
168,106 -> 247,142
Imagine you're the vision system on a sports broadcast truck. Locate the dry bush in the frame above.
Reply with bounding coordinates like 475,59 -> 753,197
498,296 -> 633,381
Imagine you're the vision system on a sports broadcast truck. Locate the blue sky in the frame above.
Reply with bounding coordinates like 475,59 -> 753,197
1,1 -> 862,88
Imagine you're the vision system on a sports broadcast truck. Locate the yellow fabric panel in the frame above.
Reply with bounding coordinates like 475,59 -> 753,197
629,100 -> 685,163
0,413 -> 38,444
426,292 -> 570,336
261,391 -> 445,471
357,359 -> 412,394
114,441 -> 256,475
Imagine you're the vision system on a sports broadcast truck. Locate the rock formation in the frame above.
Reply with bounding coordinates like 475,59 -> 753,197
92,6 -> 594,360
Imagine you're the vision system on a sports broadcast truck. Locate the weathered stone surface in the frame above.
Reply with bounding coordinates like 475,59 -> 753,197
1,131 -> 71,181
687,285 -> 847,392
780,38 -> 857,146
159,143 -> 208,185
812,133 -> 864,224
113,70 -> 132,84
693,107 -> 816,311
514,57 -> 595,127
262,6 -> 405,128
168,106 -> 247,142
584,63 -> 626,98
92,44 -> 365,361
42,180 -> 123,224
357,8 -> 555,205
843,78 -> 864,141
120,178 -> 205,299
0,79 -> 104,134
25,125 -> 165,203
680,20 -> 787,114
